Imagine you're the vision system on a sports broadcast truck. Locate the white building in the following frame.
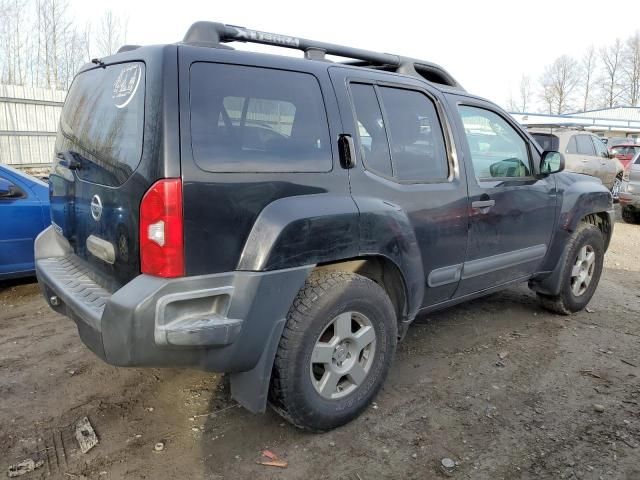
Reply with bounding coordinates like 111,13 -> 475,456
510,107 -> 640,142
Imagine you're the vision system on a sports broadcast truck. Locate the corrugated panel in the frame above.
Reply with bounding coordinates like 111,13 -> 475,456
0,84 -> 64,166
0,84 -> 66,102
0,135 -> 56,165
0,101 -> 62,131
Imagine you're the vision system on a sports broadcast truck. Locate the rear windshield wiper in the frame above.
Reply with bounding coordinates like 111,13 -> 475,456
57,151 -> 82,170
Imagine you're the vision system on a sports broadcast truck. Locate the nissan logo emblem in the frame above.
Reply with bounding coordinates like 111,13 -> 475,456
90,195 -> 103,221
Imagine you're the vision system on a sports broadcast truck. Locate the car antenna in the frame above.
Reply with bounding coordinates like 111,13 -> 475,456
91,58 -> 105,67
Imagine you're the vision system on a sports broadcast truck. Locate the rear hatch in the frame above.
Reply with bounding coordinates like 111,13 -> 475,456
50,60 -> 151,289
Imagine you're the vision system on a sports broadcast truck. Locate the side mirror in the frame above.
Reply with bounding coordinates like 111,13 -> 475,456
540,151 -> 565,175
0,178 -> 21,199
608,151 -> 616,159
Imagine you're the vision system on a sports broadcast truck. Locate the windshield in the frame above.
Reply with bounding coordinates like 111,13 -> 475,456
57,62 -> 145,187
531,133 -> 560,152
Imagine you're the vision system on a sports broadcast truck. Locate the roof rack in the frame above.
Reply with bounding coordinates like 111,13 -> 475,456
182,21 -> 463,90
524,123 -> 586,130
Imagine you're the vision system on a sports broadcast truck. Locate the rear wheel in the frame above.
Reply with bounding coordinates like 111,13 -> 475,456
269,271 -> 397,431
622,206 -> 640,224
537,223 -> 604,315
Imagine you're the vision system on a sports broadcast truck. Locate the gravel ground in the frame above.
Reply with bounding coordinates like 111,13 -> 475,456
1,215 -> 639,479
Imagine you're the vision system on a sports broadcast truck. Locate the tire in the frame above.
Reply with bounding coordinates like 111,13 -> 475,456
269,271 -> 397,431
537,222 -> 604,315
622,206 -> 640,224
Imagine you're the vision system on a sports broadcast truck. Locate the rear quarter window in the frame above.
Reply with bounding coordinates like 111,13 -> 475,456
531,133 -> 559,152
190,63 -> 332,173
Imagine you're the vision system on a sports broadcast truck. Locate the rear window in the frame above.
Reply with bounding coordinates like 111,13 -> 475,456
531,133 -> 559,152
190,63 -> 331,172
58,62 -> 145,186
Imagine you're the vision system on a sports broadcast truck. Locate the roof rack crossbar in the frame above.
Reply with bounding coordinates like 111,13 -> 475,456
182,21 -> 463,89
184,21 -> 400,66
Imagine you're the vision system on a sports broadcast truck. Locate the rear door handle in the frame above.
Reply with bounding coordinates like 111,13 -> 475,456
472,199 -> 495,209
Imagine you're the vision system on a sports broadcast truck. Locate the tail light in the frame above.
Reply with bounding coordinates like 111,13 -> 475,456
139,178 -> 184,278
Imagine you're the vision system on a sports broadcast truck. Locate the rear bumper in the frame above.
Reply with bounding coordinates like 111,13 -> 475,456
35,226 -> 312,372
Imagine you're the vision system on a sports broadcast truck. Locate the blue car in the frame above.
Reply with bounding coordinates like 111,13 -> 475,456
0,164 -> 50,280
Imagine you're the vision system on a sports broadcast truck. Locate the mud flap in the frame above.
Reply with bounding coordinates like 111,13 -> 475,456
529,243 -> 570,296
229,317 -> 286,413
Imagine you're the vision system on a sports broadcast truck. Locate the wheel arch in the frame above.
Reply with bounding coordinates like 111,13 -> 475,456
530,211 -> 611,296
314,255 -> 411,336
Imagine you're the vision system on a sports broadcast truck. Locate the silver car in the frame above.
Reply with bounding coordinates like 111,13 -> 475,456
620,151 -> 640,224
530,128 -> 625,198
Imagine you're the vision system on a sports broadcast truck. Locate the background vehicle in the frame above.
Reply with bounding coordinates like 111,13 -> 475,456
620,151 -> 640,224
609,143 -> 640,169
0,164 -> 50,280
606,136 -> 635,149
529,128 -> 625,198
35,21 -> 614,431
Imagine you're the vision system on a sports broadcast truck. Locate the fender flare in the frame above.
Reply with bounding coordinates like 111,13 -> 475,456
237,193 -> 360,271
531,177 -> 613,296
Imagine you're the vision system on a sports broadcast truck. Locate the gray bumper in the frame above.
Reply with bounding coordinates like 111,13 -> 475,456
35,226 -> 312,373
619,190 -> 640,209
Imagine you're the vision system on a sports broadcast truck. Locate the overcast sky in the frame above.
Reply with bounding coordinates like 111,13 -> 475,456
70,0 -> 637,109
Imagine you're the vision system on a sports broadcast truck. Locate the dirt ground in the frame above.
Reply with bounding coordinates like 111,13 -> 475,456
1,215 -> 639,480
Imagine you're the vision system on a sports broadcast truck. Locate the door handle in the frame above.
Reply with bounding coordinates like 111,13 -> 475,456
338,134 -> 356,169
472,199 -> 495,209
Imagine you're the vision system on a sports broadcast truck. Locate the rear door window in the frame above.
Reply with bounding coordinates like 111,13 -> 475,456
377,86 -> 449,182
576,135 -> 596,156
566,136 -> 578,154
190,63 -> 332,172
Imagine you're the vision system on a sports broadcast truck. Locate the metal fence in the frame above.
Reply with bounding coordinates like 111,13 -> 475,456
0,84 -> 65,167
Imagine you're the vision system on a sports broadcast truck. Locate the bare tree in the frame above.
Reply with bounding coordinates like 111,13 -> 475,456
624,31 -> 640,107
0,0 -> 28,85
519,75 -> 531,112
97,9 -> 127,57
83,21 -> 92,61
580,46 -> 597,112
540,55 -> 580,114
34,0 -> 87,89
506,92 -> 519,112
600,39 -> 625,108
60,27 -> 85,89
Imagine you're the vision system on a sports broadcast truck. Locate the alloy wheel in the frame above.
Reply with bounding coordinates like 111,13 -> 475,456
310,311 -> 377,400
570,245 -> 595,296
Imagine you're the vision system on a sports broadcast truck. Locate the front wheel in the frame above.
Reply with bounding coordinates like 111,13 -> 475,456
537,223 -> 604,315
269,271 -> 397,431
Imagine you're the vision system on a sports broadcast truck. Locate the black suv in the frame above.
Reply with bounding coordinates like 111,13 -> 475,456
36,22 -> 614,431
